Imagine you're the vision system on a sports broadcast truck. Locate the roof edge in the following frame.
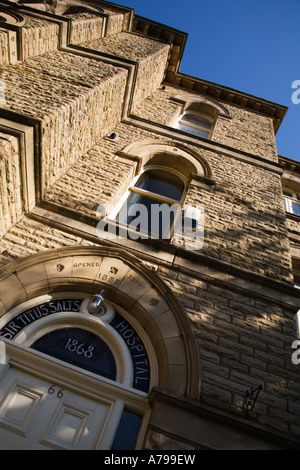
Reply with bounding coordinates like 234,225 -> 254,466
131,10 -> 287,132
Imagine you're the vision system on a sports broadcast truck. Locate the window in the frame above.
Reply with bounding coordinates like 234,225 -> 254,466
111,409 -> 142,450
283,189 -> 300,216
294,273 -> 300,289
170,96 -> 231,140
31,327 -> 117,380
292,259 -> 300,289
176,111 -> 213,138
115,167 -> 185,239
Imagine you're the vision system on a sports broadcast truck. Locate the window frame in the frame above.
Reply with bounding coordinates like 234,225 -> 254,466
128,166 -> 186,204
109,165 -> 187,240
175,110 -> 213,139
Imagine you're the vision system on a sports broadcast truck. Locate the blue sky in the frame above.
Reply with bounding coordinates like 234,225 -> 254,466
115,0 -> 300,162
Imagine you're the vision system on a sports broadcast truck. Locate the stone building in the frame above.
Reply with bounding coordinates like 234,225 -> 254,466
0,0 -> 299,450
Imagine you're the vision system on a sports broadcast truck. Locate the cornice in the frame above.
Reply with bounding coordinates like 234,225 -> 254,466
166,74 -> 288,133
1,0 -> 288,131
278,154 -> 300,174
133,14 -> 188,76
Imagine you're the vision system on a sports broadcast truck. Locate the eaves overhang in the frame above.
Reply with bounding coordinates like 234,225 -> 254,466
278,154 -> 300,174
167,72 -> 288,134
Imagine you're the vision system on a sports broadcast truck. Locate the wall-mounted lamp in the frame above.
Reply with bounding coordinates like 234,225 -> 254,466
87,290 -> 105,316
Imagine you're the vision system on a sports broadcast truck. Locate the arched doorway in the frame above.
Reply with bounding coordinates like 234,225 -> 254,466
0,246 -> 200,449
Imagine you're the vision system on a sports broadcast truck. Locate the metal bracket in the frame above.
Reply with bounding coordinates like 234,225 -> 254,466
245,384 -> 263,415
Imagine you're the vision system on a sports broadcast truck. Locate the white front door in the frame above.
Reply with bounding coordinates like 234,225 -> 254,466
0,365 -> 115,450
0,300 -> 152,451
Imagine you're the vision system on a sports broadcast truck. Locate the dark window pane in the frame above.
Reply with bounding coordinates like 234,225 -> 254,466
135,169 -> 184,201
292,201 -> 300,216
117,193 -> 180,238
111,409 -> 142,450
181,113 -> 212,130
31,328 -> 116,380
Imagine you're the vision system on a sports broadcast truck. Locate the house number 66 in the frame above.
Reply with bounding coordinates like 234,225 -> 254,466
48,385 -> 64,398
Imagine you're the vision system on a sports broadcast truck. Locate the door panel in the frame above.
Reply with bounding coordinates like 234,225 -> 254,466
0,381 -> 43,437
0,366 -> 113,450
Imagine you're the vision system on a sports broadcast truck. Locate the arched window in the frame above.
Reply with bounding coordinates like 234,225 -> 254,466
115,166 -> 186,239
99,142 -> 213,248
176,110 -> 213,138
170,96 -> 231,140
31,327 -> 117,381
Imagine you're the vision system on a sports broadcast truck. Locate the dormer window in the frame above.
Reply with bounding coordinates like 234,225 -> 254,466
176,111 -> 213,138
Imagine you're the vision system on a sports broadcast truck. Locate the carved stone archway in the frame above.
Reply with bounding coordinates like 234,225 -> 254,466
121,139 -> 212,180
0,245 -> 200,400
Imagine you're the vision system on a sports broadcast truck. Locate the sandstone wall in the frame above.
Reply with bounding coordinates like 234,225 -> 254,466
0,16 -> 171,213
157,264 -> 300,443
213,103 -> 278,161
132,85 -> 279,162
44,138 -> 136,217
183,145 -> 291,281
0,215 -> 94,267
40,117 -> 292,283
20,8 -> 127,59
68,13 -> 105,45
22,15 -> 60,60
82,32 -> 170,108
0,29 -> 11,66
0,133 -> 22,239
0,5 -> 298,448
0,50 -> 128,194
